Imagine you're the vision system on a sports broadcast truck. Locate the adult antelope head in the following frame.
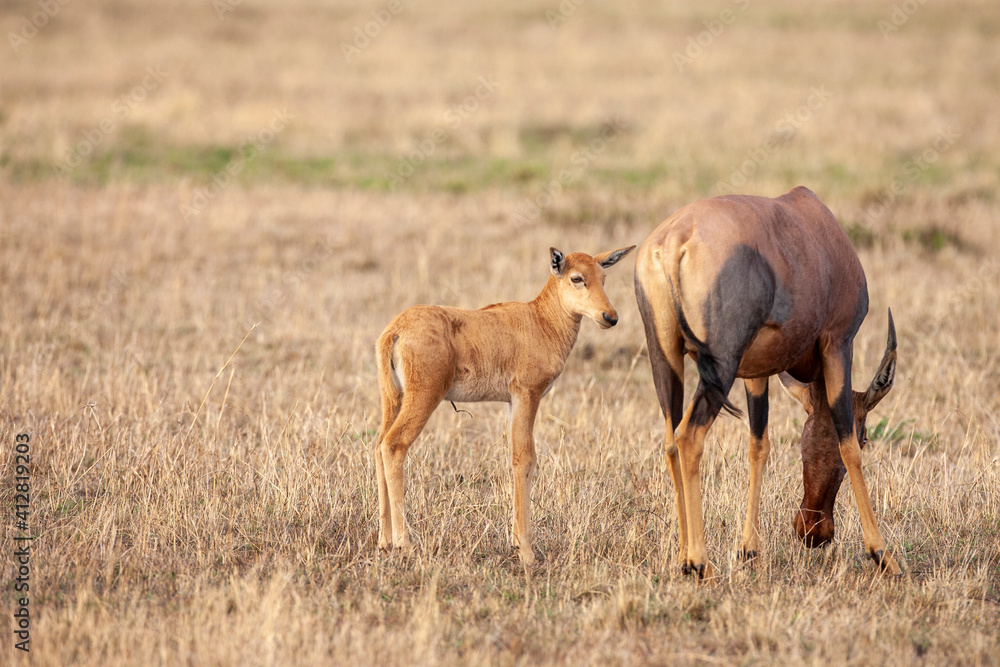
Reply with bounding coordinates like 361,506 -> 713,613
375,245 -> 635,566
779,312 -> 896,547
634,186 -> 900,579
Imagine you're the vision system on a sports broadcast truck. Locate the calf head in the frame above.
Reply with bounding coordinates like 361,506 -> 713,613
779,310 -> 897,547
550,246 -> 635,328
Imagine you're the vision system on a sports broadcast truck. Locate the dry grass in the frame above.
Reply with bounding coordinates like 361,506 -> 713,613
1,1 -> 999,665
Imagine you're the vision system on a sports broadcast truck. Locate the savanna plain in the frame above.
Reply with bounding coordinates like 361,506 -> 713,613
1,0 -> 999,664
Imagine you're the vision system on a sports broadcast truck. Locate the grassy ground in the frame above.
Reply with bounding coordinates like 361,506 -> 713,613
1,0 -> 999,664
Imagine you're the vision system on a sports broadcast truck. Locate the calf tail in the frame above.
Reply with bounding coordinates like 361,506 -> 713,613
375,330 -> 403,437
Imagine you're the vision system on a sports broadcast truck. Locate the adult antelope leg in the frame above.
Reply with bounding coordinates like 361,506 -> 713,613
664,426 -> 688,568
740,377 -> 771,560
636,281 -> 689,567
509,387 -> 542,565
675,387 -> 724,579
822,345 -> 901,575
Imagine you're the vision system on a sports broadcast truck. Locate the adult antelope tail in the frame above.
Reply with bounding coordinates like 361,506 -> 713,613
667,272 -> 743,419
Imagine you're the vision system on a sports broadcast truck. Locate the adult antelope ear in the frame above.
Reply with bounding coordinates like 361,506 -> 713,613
860,308 -> 897,412
778,372 -> 814,415
550,247 -> 566,277
594,245 -> 636,269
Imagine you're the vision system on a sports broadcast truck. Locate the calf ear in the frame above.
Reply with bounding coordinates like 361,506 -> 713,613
862,308 -> 897,411
594,245 -> 636,269
778,372 -> 814,415
550,247 -> 566,277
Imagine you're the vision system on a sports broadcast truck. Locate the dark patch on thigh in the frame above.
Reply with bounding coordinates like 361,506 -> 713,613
700,244 -> 776,373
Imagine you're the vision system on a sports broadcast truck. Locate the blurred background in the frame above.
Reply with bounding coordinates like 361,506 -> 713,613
3,0 -> 997,213
1,1 -> 998,664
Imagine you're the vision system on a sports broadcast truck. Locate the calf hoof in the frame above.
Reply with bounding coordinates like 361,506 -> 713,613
392,535 -> 414,556
516,546 -> 536,567
737,549 -> 758,562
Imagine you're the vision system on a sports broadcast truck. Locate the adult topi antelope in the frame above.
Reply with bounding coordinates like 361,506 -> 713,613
634,186 -> 899,579
375,245 -> 635,565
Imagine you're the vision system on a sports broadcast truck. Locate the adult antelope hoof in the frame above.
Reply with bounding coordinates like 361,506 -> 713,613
737,549 -> 759,562
683,561 -> 714,581
870,549 -> 902,576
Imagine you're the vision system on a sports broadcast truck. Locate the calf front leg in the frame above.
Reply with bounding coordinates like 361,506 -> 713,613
509,389 -> 542,566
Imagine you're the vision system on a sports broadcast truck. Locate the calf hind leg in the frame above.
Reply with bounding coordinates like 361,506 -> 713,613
376,384 -> 403,550
380,386 -> 448,551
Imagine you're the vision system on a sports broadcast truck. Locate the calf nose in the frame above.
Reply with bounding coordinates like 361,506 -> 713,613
602,312 -> 618,327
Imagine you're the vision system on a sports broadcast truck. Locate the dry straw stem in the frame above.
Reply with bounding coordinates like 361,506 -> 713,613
1,0 -> 999,665
184,322 -> 258,444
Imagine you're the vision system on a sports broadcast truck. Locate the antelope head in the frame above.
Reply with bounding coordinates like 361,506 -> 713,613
549,246 -> 635,328
780,310 -> 897,547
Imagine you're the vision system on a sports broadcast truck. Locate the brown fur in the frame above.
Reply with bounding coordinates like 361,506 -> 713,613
635,186 -> 899,578
375,246 -> 635,565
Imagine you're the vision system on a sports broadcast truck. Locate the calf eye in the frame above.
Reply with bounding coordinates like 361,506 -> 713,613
571,276 -> 584,285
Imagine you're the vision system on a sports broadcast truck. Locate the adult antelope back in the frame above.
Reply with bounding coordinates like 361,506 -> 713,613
634,186 -> 900,579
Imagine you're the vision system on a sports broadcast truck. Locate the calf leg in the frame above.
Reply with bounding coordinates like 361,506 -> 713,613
376,383 -> 403,550
381,386 -> 447,551
509,388 -> 542,566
